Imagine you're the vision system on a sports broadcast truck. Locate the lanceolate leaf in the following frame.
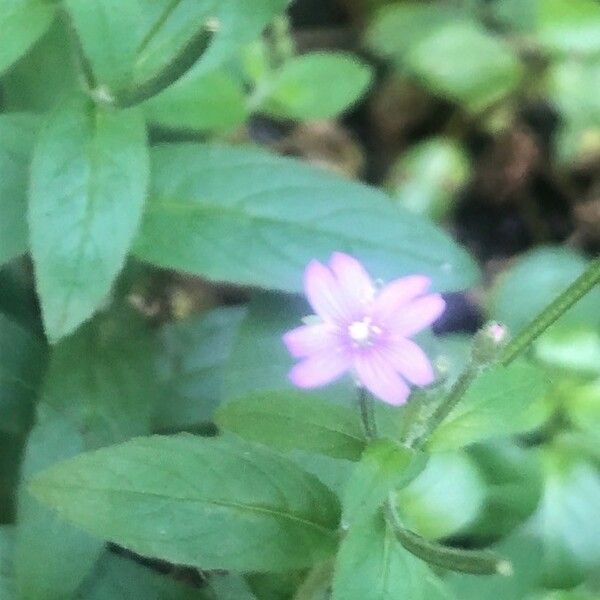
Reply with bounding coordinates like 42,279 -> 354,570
216,391 -> 366,460
0,113 -> 39,266
134,144 -> 478,293
30,434 -> 341,572
29,99 -> 149,342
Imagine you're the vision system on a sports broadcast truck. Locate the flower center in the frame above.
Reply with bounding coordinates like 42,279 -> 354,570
348,317 -> 380,347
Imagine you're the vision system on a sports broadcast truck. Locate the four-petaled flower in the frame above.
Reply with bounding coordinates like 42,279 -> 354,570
283,253 -> 446,405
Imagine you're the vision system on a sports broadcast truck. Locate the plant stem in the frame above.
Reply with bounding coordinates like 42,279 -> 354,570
384,494 -> 511,576
358,387 -> 377,440
500,257 -> 600,366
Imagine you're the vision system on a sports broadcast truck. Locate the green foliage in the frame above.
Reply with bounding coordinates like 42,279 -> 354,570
29,99 -> 149,342
427,363 -> 551,451
134,144 -> 478,293
217,391 -> 366,460
30,434 -> 341,571
0,113 -> 38,266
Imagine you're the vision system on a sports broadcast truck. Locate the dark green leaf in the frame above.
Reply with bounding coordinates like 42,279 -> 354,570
0,526 -> 15,598
427,363 -> 551,451
262,52 -> 373,120
0,0 -> 56,76
134,144 -> 478,293
342,439 -> 425,526
29,99 -> 149,342
77,552 -> 208,600
157,306 -> 247,430
143,70 -> 248,132
216,390 -> 366,460
30,434 -> 341,571
332,512 -> 454,600
0,114 -> 39,265
407,22 -> 522,112
0,312 -> 45,436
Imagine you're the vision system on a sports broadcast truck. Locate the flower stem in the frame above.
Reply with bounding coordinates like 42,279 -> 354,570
358,387 -> 378,440
384,494 -> 511,575
500,257 -> 600,366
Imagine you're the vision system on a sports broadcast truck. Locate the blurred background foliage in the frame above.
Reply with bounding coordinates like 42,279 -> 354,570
0,0 -> 599,598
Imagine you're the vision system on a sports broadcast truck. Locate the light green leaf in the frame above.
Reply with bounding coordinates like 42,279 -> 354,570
262,52 -> 373,120
386,137 -> 470,221
157,305 -> 247,430
65,0 -> 141,91
397,451 -> 486,540
489,246 -> 600,332
407,22 -> 522,112
342,439 -> 425,526
537,0 -> 600,56
0,0 -> 56,76
529,448 -> 600,588
0,312 -> 45,436
30,434 -> 341,572
0,113 -> 39,265
365,3 -> 459,62
143,69 -> 247,132
332,513 -> 453,600
568,378 -> 600,440
428,363 -> 550,451
29,99 -> 149,342
534,326 -> 600,376
77,552 -> 208,600
134,144 -> 478,293
216,390 -> 366,461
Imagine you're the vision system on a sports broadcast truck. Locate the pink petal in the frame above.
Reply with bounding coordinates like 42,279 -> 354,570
289,350 -> 351,388
353,349 -> 410,406
380,338 -> 434,386
303,260 -> 352,323
283,324 -> 340,358
370,276 -> 431,325
387,294 -> 446,337
329,252 -> 375,314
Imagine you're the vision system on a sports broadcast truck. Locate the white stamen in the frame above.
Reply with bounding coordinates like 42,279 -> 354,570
348,317 -> 380,346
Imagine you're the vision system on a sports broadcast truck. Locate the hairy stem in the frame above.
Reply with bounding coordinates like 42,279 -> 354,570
358,387 -> 377,440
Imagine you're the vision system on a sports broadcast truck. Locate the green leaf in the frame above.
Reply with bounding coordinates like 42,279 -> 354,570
65,0 -> 141,91
534,326 -> 600,376
0,312 -> 46,436
386,137 -> 470,221
467,442 -> 543,542
529,448 -> 600,588
216,390 -> 366,461
396,451 -> 486,540
332,512 -> 454,600
157,305 -> 247,430
15,409 -> 105,600
0,0 -> 56,76
143,70 -> 248,132
407,22 -> 522,112
489,246 -> 600,332
537,0 -> 600,57
365,3 -> 459,63
568,378 -> 600,440
15,317 -> 159,599
30,434 -> 341,572
0,113 -> 39,265
427,363 -> 551,451
134,144 -> 478,293
29,99 -> 149,342
77,552 -> 208,600
262,52 -> 373,120
341,439 -> 425,526
0,526 -> 15,598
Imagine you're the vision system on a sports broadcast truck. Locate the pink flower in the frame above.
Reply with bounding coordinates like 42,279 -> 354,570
283,253 -> 446,405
